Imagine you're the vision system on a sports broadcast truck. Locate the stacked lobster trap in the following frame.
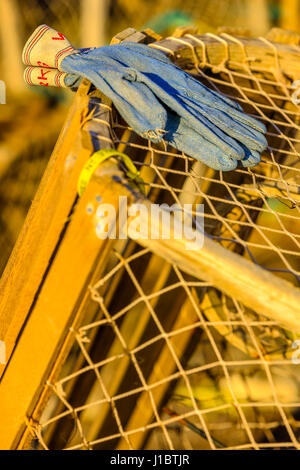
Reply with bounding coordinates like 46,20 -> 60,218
0,27 -> 300,451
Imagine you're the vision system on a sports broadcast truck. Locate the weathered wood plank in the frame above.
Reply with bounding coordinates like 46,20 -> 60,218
0,167 -> 136,449
152,34 -> 300,81
132,198 -> 300,333
0,80 -> 92,379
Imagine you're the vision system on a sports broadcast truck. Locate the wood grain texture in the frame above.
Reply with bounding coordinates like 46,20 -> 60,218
152,34 -> 300,81
1,30 -> 300,450
133,198 -> 300,333
0,169 -> 135,450
0,28 -> 153,450
0,80 -> 92,379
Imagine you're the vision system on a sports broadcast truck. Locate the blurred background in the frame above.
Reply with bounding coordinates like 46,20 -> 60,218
1,0 -> 300,451
0,0 -> 299,275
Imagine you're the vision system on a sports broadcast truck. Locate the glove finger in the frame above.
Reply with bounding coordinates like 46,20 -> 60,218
178,103 -> 246,160
180,94 -> 268,152
165,111 -> 238,171
167,110 -> 259,170
179,72 -> 245,112
216,99 -> 266,134
131,70 -> 267,159
67,45 -> 265,158
239,149 -> 261,168
122,70 -> 247,159
139,66 -> 266,139
179,74 -> 268,133
62,54 -> 168,140
105,42 -> 244,112
179,85 -> 266,135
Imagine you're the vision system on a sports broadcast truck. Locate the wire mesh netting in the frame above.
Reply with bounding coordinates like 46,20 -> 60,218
24,33 -> 300,449
0,0 -> 273,275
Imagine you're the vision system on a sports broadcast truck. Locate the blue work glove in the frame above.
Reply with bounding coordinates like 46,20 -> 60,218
23,25 -> 268,170
61,43 -> 267,170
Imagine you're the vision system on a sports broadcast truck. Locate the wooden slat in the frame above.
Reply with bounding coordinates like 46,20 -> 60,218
152,34 -> 300,81
0,79 -> 93,379
0,27 -> 157,450
0,167 -> 136,449
131,199 -> 300,333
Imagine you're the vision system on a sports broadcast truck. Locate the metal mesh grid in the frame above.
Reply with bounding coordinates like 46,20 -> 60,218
24,33 -> 300,449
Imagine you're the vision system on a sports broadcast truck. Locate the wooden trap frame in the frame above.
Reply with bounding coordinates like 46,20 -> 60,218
1,27 -> 300,450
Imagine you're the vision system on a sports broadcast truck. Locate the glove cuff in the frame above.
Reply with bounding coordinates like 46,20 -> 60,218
22,24 -> 78,70
24,66 -> 70,88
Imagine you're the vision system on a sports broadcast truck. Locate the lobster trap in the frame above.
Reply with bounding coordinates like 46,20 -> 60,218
0,27 -> 300,450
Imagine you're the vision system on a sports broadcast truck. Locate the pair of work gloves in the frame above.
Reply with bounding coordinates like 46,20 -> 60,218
23,25 -> 268,171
